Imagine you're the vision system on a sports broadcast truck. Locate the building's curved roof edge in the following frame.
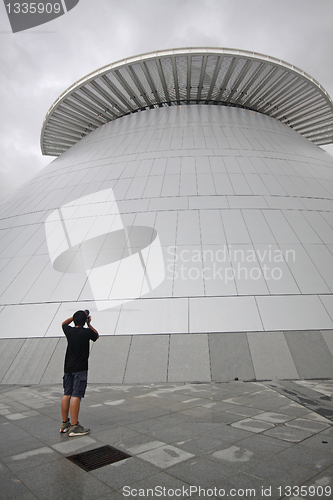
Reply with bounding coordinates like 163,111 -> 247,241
41,47 -> 333,155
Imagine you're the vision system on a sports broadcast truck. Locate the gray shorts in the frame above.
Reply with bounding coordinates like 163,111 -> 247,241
63,371 -> 88,398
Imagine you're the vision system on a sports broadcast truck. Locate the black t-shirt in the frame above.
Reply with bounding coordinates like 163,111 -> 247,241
62,324 -> 98,373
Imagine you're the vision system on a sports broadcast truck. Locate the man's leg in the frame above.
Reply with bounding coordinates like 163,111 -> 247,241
69,396 -> 81,425
61,395 -> 71,422
68,371 -> 90,436
61,373 -> 73,433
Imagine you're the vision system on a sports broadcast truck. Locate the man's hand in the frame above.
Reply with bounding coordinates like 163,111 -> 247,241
62,317 -> 73,326
86,315 -> 99,339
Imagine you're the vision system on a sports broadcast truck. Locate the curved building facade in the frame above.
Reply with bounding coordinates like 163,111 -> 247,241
1,48 -> 333,384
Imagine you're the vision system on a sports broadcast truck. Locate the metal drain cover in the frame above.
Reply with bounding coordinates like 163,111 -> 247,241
67,445 -> 131,471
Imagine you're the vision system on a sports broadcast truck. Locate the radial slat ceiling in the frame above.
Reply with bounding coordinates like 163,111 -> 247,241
41,47 -> 333,156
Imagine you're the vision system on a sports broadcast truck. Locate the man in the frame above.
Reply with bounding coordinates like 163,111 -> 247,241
60,310 -> 99,436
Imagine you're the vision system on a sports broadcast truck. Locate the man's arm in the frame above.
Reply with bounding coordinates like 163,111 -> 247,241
62,317 -> 73,326
87,315 -> 99,339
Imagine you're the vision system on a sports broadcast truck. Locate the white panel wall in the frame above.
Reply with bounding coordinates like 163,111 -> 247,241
0,105 -> 333,338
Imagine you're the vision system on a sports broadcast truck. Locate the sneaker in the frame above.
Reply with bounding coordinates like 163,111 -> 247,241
60,420 -> 71,433
68,423 -> 90,437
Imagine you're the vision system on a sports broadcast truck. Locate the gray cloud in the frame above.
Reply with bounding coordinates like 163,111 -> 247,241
0,0 -> 332,203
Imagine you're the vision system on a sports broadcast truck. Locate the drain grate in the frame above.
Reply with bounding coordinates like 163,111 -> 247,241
67,445 -> 131,471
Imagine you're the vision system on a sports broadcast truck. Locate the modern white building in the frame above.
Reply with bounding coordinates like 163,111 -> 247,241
1,48 -> 333,384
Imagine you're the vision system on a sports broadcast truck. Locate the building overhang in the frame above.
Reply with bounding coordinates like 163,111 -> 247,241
41,47 -> 333,156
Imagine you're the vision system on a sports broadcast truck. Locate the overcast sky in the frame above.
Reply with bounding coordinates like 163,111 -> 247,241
0,0 -> 332,204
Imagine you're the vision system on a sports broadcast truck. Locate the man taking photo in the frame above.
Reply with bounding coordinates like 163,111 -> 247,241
60,310 -> 99,436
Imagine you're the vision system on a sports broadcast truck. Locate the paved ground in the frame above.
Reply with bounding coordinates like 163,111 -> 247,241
0,380 -> 332,500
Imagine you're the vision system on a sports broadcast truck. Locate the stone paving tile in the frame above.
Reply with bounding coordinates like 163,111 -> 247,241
203,424 -> 254,443
222,392 -> 275,407
78,416 -> 136,435
6,410 -> 39,420
210,444 -> 267,470
225,405 -> 265,417
93,427 -> 143,449
304,411 -> 332,424
0,458 -> 12,475
178,408 -> 243,424
90,457 -> 160,490
2,446 -> 63,473
32,472 -> 112,500
116,433 -> 159,453
247,396 -> 294,411
285,417 -> 330,433
137,444 -> 195,468
127,440 -> 166,455
139,400 -> 205,413
0,436 -> 46,459
52,436 -> 98,455
0,423 -> 34,445
14,457 -> 85,490
132,421 -> 220,444
252,411 -> 294,424
276,403 -> 314,418
242,454 -> 317,486
0,473 -> 38,499
0,385 -> 17,394
275,443 -> 333,471
321,426 -> 333,438
125,417 -> 168,435
152,411 -> 196,426
263,426 -> 314,443
300,433 -> 333,451
167,456 -> 233,487
9,414 -> 58,433
231,417 -> 275,433
235,433 -> 292,456
173,435 -> 228,455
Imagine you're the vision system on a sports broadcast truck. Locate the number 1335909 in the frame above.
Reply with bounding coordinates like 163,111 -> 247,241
278,485 -> 331,497
6,3 -> 61,14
